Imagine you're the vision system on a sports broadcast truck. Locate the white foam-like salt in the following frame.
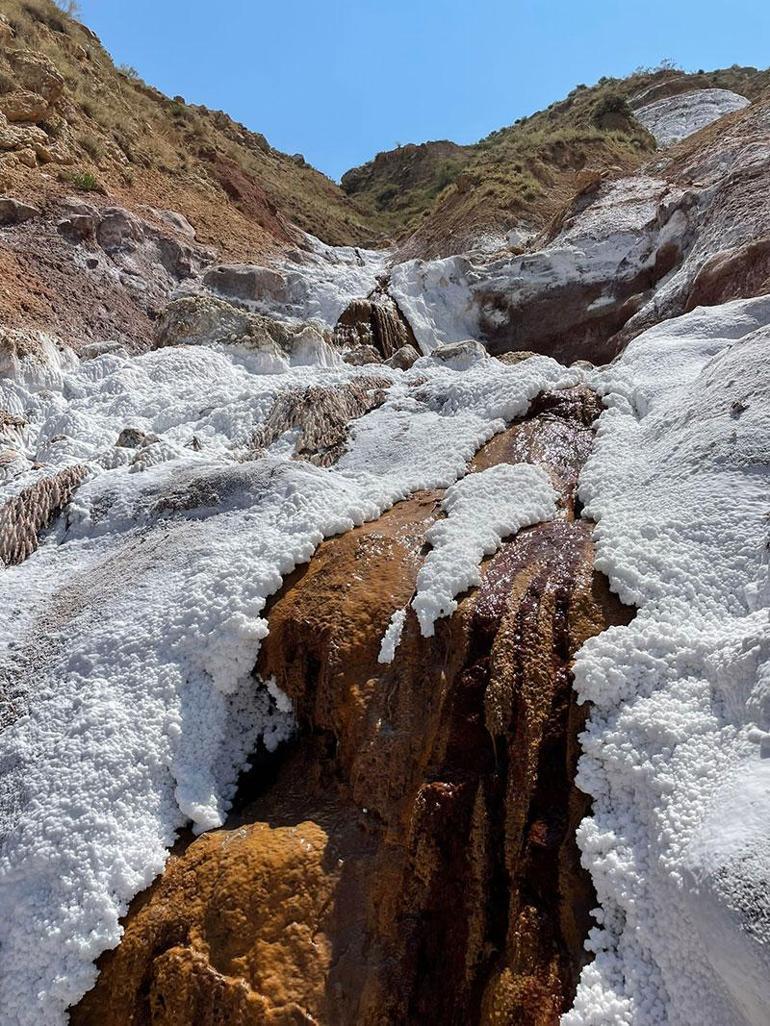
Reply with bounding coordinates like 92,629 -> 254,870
565,295 -> 770,1026
412,463 -> 557,637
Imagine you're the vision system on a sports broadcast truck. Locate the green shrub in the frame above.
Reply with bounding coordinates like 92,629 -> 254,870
71,170 -> 100,191
592,92 -> 632,124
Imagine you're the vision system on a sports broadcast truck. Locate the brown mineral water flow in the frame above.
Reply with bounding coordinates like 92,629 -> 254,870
72,385 -> 633,1026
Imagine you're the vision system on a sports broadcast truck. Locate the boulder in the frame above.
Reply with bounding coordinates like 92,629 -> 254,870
116,427 -> 152,448
385,343 -> 420,370
0,89 -> 50,124
495,350 -> 537,366
155,294 -> 283,349
203,263 -> 288,304
0,196 -> 40,226
430,338 -> 488,369
0,112 -> 48,151
156,209 -> 196,239
343,344 -> 382,366
96,207 -> 143,253
156,295 -> 339,371
58,212 -> 98,244
6,49 -> 64,106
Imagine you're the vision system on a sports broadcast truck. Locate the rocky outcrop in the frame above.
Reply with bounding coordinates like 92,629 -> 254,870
632,87 -> 749,145
0,196 -> 40,225
388,91 -> 770,365
385,343 -> 420,369
71,385 -> 633,1026
334,284 -> 419,359
0,194 -> 219,353
203,236 -> 387,328
154,294 -> 337,368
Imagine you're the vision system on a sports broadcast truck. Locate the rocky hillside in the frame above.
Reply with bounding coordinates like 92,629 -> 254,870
345,64 -> 770,258
341,139 -> 473,241
0,0 -> 373,253
1,9 -> 770,1026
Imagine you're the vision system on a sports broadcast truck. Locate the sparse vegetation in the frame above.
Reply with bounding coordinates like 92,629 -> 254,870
78,133 -> 103,161
1,0 -> 769,257
592,91 -> 633,124
70,170 -> 100,191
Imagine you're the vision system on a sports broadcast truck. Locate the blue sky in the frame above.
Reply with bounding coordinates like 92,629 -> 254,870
77,0 -> 770,180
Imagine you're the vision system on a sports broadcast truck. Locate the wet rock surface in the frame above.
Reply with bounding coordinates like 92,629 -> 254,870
72,385 -> 632,1026
334,284 -> 418,359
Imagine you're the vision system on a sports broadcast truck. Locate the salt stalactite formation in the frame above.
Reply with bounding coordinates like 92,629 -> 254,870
252,376 -> 391,465
334,284 -> 420,358
0,465 -> 87,566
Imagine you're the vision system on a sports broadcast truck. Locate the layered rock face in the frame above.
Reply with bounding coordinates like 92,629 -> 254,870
385,90 -> 770,365
71,385 -> 632,1026
333,285 -> 419,359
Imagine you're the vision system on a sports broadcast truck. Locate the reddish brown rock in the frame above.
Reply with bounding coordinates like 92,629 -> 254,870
685,236 -> 770,311
334,286 -> 418,359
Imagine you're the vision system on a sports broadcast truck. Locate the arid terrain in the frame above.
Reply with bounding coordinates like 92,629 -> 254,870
1,4 -> 769,1026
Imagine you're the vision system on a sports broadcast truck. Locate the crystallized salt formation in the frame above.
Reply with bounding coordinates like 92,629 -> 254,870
412,463 -> 557,637
566,295 -> 770,1026
0,329 -> 577,1026
633,87 -> 750,146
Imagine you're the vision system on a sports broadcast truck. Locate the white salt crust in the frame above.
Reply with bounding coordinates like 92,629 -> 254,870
633,87 -> 749,146
565,295 -> 770,1026
412,462 -> 557,637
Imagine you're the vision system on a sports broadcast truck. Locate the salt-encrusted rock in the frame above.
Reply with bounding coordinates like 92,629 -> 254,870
155,294 -> 290,349
203,262 -> 288,304
633,87 -> 749,145
343,343 -> 382,365
72,386 -> 629,1026
155,294 -> 335,368
0,196 -> 40,225
253,376 -> 390,466
79,340 -> 127,360
685,237 -> 770,311
156,208 -> 196,239
57,212 -> 98,244
0,465 -> 87,566
334,288 -> 418,358
430,338 -> 488,369
385,343 -> 420,370
495,350 -> 537,366
116,427 -> 151,448
95,207 -> 144,252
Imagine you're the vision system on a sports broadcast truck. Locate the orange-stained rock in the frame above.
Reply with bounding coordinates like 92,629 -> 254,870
72,388 -> 633,1026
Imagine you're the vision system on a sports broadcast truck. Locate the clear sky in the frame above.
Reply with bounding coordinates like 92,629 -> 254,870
77,0 -> 770,181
